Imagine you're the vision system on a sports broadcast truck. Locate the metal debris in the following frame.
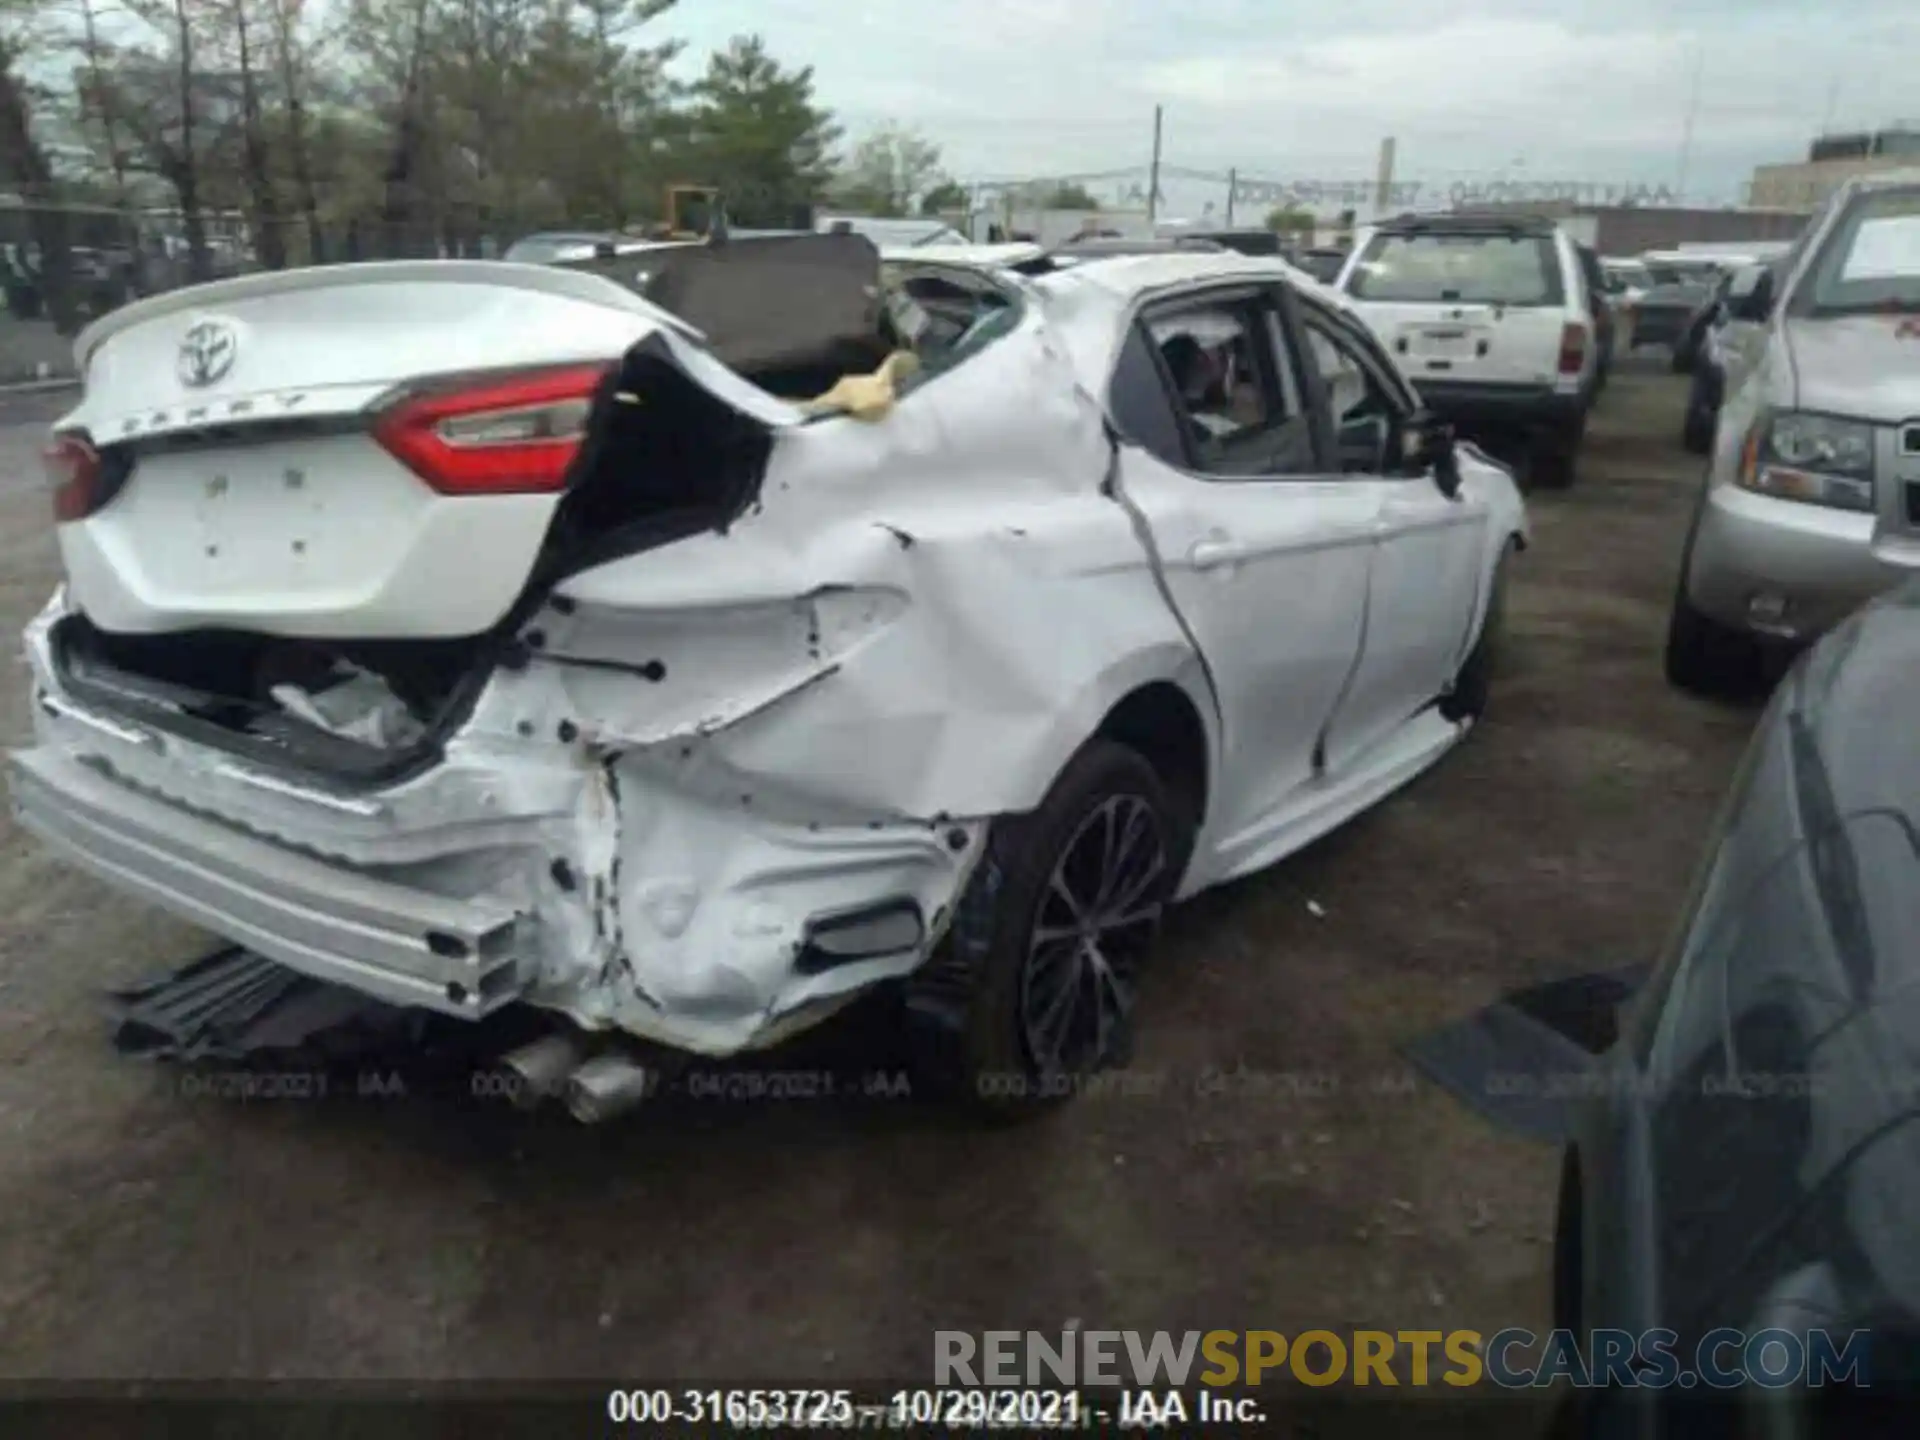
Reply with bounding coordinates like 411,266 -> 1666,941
109,945 -> 414,1062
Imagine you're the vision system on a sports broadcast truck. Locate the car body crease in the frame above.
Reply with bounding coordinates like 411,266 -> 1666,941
1098,422 -> 1226,743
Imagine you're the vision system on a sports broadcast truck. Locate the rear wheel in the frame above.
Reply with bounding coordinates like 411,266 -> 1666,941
1441,540 -> 1515,722
1681,370 -> 1718,455
1529,414 -> 1585,490
906,741 -> 1191,1116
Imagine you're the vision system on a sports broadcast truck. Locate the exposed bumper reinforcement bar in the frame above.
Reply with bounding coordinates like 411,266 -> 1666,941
10,745 -> 529,1018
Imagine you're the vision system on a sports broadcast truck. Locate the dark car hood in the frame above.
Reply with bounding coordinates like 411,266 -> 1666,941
1629,586 -> 1920,1333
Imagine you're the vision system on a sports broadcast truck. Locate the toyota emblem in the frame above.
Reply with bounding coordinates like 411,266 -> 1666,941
177,318 -> 239,388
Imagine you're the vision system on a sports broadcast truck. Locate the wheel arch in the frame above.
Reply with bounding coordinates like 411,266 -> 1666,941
990,642 -> 1218,823
1092,679 -> 1211,833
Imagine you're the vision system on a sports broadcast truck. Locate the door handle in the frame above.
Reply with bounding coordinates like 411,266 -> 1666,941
1188,537 -> 1244,571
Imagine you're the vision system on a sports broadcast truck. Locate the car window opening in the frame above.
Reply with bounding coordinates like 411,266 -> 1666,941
1349,231 -> 1565,307
1147,299 -> 1313,477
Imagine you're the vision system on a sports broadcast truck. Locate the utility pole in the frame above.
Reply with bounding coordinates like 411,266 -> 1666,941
1819,74 -> 1841,136
1225,167 -> 1236,226
1373,136 -> 1397,219
1147,104 -> 1163,227
1675,43 -> 1704,203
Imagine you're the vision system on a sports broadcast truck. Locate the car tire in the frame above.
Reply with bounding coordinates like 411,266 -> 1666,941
1665,580 -> 1761,698
1441,539 -> 1515,723
1552,1149 -> 1584,1335
1529,416 -> 1584,490
1681,372 -> 1718,455
905,740 -> 1192,1117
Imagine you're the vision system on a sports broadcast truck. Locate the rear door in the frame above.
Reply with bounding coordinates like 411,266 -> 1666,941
1340,225 -> 1571,389
1292,299 -> 1489,770
1107,284 -> 1376,848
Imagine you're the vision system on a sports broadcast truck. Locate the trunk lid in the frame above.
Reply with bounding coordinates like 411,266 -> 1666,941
53,262 -> 789,640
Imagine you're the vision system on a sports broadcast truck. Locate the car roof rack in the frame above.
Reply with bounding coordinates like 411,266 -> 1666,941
1375,211 -> 1557,238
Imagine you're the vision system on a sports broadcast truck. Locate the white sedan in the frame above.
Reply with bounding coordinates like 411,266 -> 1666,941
14,238 -> 1525,1117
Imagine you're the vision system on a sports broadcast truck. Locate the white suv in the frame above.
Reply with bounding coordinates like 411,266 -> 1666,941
1335,214 -> 1599,487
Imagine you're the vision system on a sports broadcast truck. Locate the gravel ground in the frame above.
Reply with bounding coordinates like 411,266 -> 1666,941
0,366 -> 1755,1381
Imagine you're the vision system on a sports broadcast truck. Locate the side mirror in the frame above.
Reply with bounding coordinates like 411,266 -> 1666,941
1728,268 -> 1775,323
1403,412 -> 1462,498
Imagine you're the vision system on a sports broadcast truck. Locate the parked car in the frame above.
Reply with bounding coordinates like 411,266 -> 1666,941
1555,581 -> 1920,1436
1294,247 -> 1349,284
1576,243 -> 1616,395
1599,256 -> 1654,306
16,243 -> 1524,1118
815,215 -> 967,249
1670,269 -> 1736,375
1034,235 -> 1228,271
1629,266 -> 1724,362
1681,262 -> 1773,455
1153,226 -> 1283,257
502,231 -> 665,264
1666,168 -> 1920,697
1335,212 -> 1598,488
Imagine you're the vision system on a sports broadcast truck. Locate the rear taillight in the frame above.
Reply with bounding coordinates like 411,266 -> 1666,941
1557,322 -> 1588,375
45,432 -> 102,523
373,364 -> 610,495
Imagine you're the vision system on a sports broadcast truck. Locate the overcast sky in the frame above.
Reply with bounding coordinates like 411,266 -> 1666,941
665,0 -> 1916,209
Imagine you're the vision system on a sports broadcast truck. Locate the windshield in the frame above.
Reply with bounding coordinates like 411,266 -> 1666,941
1605,261 -> 1653,289
1796,186 -> 1920,316
1346,231 -> 1563,305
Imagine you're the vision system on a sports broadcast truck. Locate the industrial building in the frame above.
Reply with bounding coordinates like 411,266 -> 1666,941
1748,125 -> 1920,209
1440,198 -> 1810,256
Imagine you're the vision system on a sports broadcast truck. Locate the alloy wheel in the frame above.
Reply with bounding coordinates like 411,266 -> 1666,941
1018,793 -> 1168,1076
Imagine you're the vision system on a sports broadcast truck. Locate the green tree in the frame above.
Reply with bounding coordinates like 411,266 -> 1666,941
919,178 -> 967,216
1045,180 -> 1100,209
831,122 -> 940,217
684,33 -> 839,227
1265,205 -> 1313,234
513,0 -> 682,229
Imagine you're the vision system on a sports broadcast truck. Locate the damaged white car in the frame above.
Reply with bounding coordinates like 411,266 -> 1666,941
12,235 -> 1525,1114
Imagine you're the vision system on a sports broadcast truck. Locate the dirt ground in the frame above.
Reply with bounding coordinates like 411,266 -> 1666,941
0,367 -> 1755,1381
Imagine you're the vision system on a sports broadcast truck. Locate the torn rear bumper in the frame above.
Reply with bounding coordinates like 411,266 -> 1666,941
11,744 -> 527,1018
11,598 -> 988,1056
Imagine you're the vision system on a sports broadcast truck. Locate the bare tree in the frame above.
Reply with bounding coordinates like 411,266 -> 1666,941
267,0 -> 325,262
26,0 -> 853,281
162,0 -> 210,279
73,0 -> 131,200
220,0 -> 287,267
91,0 -> 218,280
380,0 -> 437,256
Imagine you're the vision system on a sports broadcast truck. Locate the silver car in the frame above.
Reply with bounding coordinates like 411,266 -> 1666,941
1667,168 -> 1920,695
